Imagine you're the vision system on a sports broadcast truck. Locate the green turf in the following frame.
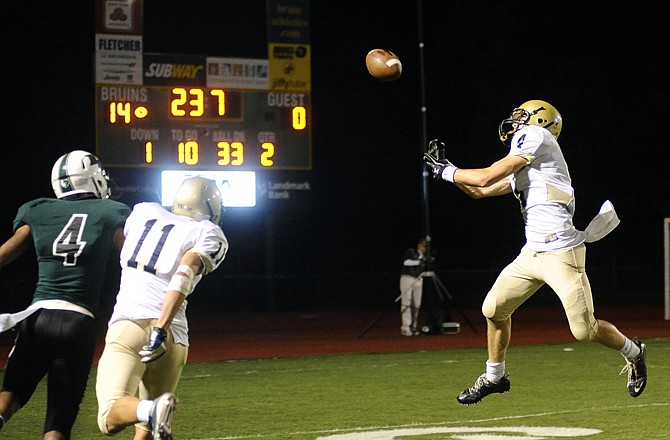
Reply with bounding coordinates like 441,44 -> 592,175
2,338 -> 668,439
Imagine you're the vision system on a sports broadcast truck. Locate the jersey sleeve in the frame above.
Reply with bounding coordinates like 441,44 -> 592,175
12,198 -> 49,232
190,223 -> 228,275
12,202 -> 31,231
508,126 -> 544,163
104,199 -> 131,229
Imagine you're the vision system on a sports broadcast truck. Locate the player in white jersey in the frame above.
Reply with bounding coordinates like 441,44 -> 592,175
95,177 -> 228,440
423,100 -> 647,404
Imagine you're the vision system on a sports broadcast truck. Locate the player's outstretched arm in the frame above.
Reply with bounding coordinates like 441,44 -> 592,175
454,155 -> 526,188
0,225 -> 33,270
422,140 -> 526,199
455,178 -> 513,199
448,155 -> 527,199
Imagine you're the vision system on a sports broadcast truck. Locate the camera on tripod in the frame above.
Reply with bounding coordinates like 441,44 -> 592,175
418,253 -> 464,335
422,256 -> 436,271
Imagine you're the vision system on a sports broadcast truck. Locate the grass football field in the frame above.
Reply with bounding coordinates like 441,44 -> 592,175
1,338 -> 668,439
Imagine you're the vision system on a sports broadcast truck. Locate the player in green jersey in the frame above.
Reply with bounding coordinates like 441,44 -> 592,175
0,150 -> 130,440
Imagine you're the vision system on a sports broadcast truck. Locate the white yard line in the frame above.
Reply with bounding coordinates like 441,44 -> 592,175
182,402 -> 669,440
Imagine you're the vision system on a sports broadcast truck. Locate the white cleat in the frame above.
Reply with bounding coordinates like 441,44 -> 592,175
149,393 -> 178,440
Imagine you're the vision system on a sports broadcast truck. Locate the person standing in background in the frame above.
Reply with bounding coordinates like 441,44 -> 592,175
399,240 -> 426,336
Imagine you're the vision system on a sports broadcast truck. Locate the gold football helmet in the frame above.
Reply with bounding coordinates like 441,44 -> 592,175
499,100 -> 562,146
172,176 -> 223,224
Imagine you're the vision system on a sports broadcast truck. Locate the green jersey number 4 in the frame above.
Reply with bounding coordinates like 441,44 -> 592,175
53,214 -> 88,266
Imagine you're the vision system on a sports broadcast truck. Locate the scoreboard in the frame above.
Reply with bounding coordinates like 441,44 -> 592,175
95,84 -> 311,170
94,0 -> 311,172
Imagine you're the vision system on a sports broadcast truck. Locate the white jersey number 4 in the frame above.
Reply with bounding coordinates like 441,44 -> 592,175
52,214 -> 88,266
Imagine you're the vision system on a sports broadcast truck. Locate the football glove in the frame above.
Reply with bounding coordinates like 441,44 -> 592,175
139,327 -> 168,363
427,138 -> 446,158
423,139 -> 457,182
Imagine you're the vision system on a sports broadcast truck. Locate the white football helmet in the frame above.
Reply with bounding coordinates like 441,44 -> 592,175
499,100 -> 563,146
172,177 -> 223,224
51,150 -> 111,199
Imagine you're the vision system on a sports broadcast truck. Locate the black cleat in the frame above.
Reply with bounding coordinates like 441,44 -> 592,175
620,339 -> 647,397
457,373 -> 510,405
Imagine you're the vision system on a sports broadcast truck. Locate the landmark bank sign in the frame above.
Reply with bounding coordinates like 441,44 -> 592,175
259,178 -> 312,208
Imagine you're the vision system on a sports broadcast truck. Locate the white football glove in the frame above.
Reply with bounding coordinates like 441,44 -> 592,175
139,327 -> 168,363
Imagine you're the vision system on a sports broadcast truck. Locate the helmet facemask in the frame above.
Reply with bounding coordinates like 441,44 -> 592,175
498,108 -> 531,146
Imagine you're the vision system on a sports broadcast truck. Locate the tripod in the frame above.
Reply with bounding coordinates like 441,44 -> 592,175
416,264 -> 477,334
357,260 -> 477,338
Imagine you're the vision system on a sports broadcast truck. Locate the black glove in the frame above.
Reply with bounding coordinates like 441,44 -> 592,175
139,327 -> 168,363
428,139 -> 446,158
423,139 -> 454,179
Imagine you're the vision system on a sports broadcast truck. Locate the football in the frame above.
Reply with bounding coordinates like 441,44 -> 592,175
365,49 -> 402,81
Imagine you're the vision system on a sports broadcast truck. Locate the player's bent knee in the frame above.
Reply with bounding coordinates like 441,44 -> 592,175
98,407 -> 115,435
482,294 -> 499,319
570,324 -> 597,342
568,314 -> 598,342
98,417 -> 111,435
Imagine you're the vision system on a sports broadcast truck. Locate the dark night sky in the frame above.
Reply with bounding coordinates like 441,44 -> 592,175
2,2 -> 667,309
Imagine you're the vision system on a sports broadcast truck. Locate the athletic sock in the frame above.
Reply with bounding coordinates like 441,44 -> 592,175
136,400 -> 153,423
485,360 -> 506,383
620,337 -> 641,360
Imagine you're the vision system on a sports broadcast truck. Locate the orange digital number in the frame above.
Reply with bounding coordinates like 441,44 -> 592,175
171,88 -> 225,117
110,102 -> 131,124
210,89 -> 225,116
110,102 -> 148,124
188,88 -> 204,116
217,141 -> 244,166
145,142 -> 153,163
261,142 -> 275,167
171,88 -> 187,116
178,140 -> 199,165
171,87 -> 204,117
292,106 -> 306,130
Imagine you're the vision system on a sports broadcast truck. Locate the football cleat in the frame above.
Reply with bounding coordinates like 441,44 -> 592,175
457,373 -> 510,405
149,393 -> 178,440
620,339 -> 647,397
